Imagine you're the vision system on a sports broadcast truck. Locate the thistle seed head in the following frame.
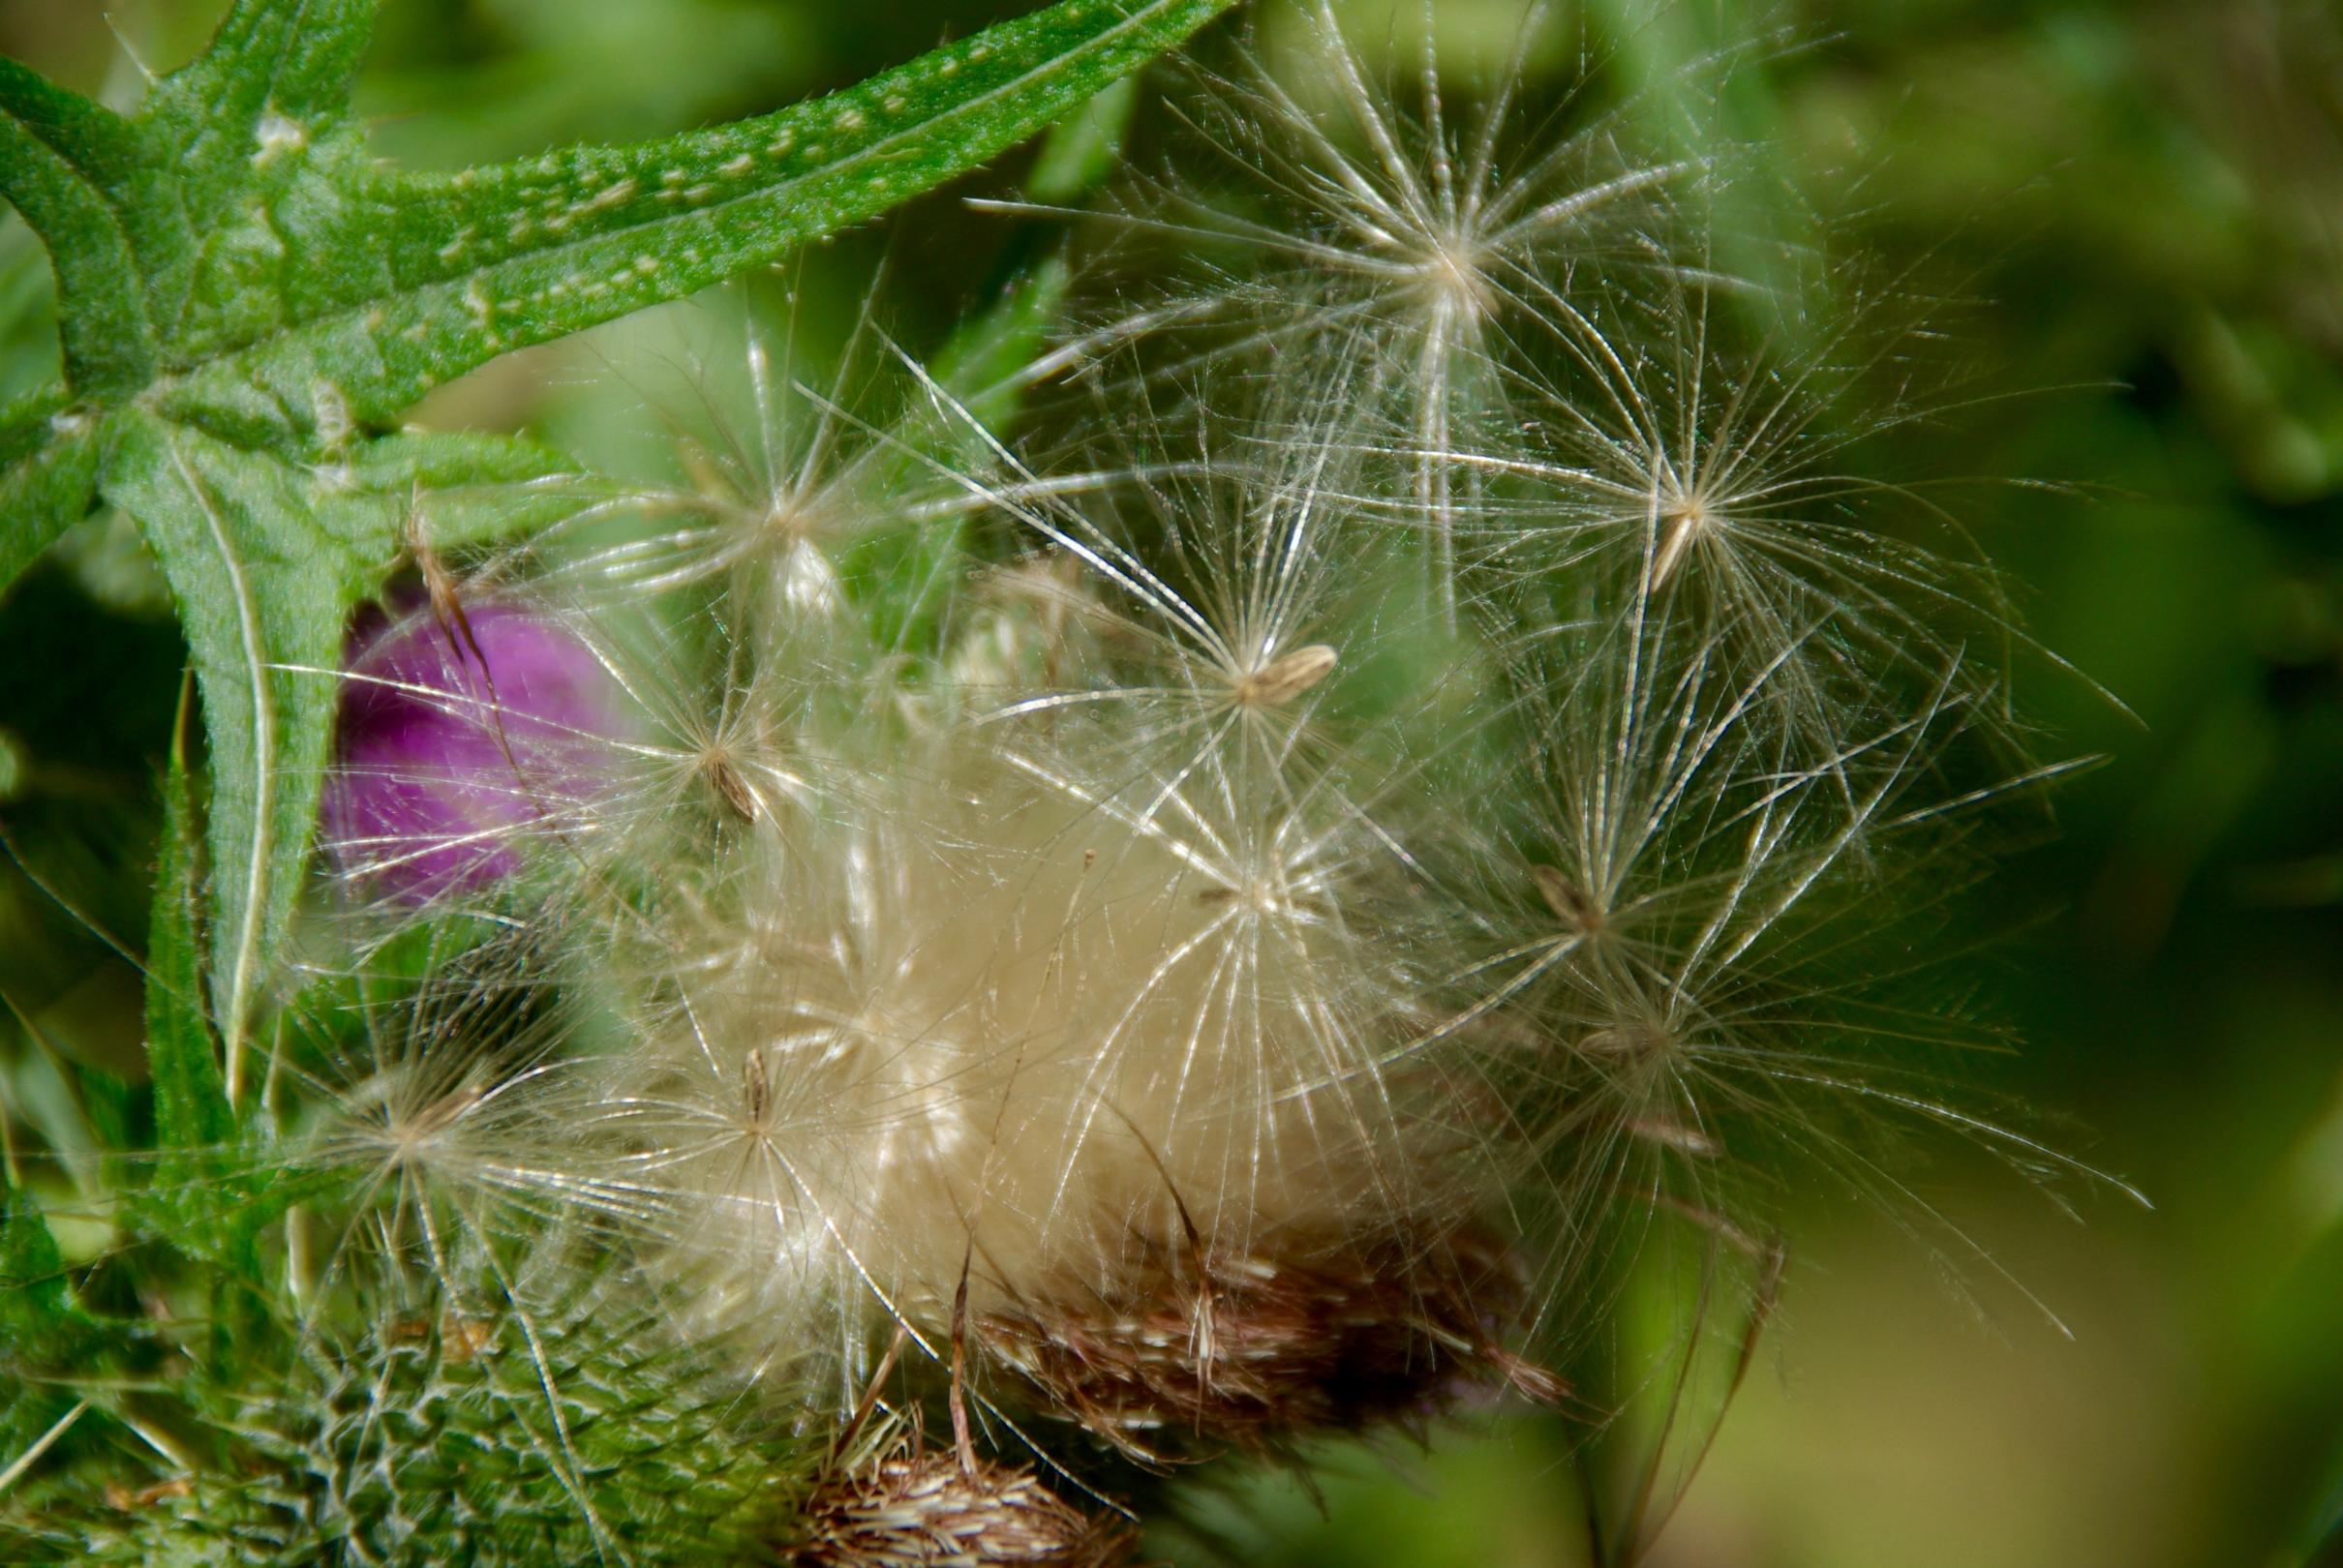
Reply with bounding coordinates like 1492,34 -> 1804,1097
598,733 -> 1461,1392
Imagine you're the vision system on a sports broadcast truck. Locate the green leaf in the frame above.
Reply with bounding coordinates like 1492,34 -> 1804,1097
0,388 -> 98,592
138,690 -> 288,1290
931,79 -> 1141,427
146,689 -> 234,1164
881,80 -> 1141,655
103,415 -> 353,1104
167,0 -> 1243,445
0,1177 -> 105,1467
0,1176 -> 75,1348
932,253 -> 1079,437
3,0 -> 1241,456
0,64 -> 163,397
167,0 -> 375,133
1023,74 -> 1141,206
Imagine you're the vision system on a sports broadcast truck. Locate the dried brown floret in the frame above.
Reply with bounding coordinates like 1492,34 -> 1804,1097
977,1225 -> 1563,1463
792,1448 -> 1135,1568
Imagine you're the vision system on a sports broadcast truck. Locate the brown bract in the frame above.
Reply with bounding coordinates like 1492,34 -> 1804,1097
792,1450 -> 1134,1568
977,1226 -> 1563,1463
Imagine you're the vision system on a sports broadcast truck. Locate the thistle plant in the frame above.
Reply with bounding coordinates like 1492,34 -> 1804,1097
0,3 -> 2129,1565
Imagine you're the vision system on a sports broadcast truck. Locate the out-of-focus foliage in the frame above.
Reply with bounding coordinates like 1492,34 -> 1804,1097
2,1 -> 2338,1565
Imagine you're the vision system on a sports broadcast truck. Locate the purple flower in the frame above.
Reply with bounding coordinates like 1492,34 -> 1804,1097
321,599 -> 624,901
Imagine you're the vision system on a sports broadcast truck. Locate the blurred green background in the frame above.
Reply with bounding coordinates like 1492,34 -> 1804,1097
3,1 -> 2340,1565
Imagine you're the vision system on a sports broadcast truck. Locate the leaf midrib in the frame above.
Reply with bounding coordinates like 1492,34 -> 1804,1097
163,435 -> 278,1100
